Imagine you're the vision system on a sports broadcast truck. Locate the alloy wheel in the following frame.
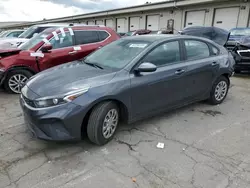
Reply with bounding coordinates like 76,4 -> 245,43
102,109 -> 119,139
214,80 -> 228,101
8,74 -> 28,94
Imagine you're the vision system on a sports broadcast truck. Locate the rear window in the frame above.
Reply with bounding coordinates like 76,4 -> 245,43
98,31 -> 109,41
74,30 -> 99,45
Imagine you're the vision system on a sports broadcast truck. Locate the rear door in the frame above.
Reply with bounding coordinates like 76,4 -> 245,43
181,39 -> 220,100
38,31 -> 76,70
71,30 -> 102,60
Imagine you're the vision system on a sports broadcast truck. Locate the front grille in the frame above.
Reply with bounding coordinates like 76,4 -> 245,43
22,95 -> 36,108
239,51 -> 250,58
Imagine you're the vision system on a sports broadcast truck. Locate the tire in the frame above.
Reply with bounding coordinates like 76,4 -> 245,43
208,76 -> 229,105
4,69 -> 33,94
87,101 -> 119,145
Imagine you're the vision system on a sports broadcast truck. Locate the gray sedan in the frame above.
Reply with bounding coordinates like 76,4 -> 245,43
20,35 -> 235,145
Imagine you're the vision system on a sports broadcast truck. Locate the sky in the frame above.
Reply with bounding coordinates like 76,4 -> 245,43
0,0 -> 164,22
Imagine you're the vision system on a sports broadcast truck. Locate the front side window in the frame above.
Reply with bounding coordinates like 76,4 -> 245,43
74,31 -> 99,45
143,41 -> 181,66
49,32 -> 73,49
185,40 -> 210,60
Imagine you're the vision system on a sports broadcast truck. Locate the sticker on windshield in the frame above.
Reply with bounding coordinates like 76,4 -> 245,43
59,28 -> 66,37
52,31 -> 59,40
129,44 -> 148,48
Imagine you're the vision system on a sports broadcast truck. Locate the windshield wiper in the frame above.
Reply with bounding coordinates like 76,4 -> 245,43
84,61 -> 104,70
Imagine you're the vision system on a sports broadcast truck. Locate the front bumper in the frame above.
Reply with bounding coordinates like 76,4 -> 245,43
19,95 -> 88,141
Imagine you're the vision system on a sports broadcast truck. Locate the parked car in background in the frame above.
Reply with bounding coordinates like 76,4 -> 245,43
117,32 -> 126,37
226,27 -> 250,51
20,35 -> 234,145
124,29 -> 151,36
0,30 -> 25,38
179,26 -> 230,47
231,36 -> 250,73
0,24 -> 71,48
0,26 -> 120,94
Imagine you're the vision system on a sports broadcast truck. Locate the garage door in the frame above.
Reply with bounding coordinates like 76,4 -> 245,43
87,20 -> 95,25
129,17 -> 140,31
96,20 -> 103,25
105,19 -> 113,28
117,18 -> 126,33
185,10 -> 206,27
146,15 -> 160,31
213,7 -> 240,30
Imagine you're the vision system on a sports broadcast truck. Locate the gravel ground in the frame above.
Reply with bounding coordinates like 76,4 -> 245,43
0,75 -> 250,188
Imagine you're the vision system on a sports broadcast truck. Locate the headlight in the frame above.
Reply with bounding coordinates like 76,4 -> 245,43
34,88 -> 89,108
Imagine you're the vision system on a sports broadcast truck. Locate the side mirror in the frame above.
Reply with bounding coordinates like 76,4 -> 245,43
32,33 -> 38,37
41,44 -> 52,53
136,62 -> 157,73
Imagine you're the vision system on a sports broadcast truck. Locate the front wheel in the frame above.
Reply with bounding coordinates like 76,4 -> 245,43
87,101 -> 119,145
208,76 -> 229,105
4,70 -> 33,94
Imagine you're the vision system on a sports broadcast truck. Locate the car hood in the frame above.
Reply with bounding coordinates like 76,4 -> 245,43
26,61 -> 117,98
0,47 -> 21,58
0,38 -> 29,48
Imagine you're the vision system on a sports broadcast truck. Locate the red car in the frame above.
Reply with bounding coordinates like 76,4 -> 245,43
0,26 -> 120,93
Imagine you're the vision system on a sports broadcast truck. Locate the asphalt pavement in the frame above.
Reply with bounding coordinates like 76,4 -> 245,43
0,76 -> 250,188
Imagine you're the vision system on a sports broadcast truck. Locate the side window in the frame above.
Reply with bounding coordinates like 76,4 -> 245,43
211,45 -> 219,56
143,41 -> 181,66
74,31 -> 99,45
49,32 -> 73,49
184,40 -> 210,60
98,31 -> 109,41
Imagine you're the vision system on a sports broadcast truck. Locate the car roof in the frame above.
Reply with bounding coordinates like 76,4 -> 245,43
230,27 -> 250,30
121,34 -> 200,42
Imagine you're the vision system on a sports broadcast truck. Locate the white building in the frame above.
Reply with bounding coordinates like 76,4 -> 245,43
1,0 -> 250,32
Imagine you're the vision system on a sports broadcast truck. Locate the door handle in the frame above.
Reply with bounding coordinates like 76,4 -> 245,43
211,62 -> 218,66
175,69 -> 185,75
68,51 -> 77,55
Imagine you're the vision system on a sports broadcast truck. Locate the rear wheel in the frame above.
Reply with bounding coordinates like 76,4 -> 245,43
87,101 -> 119,145
209,76 -> 229,105
4,70 -> 33,94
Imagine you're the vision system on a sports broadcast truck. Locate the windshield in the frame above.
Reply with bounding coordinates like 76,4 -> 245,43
84,39 -> 150,69
230,28 -> 250,36
19,31 -> 51,50
18,26 -> 37,38
0,31 -> 9,37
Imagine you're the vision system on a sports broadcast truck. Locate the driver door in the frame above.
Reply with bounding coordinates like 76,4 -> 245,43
38,32 -> 77,71
130,40 -> 188,118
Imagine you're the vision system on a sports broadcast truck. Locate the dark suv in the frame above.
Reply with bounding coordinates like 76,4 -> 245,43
0,26 -> 120,94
